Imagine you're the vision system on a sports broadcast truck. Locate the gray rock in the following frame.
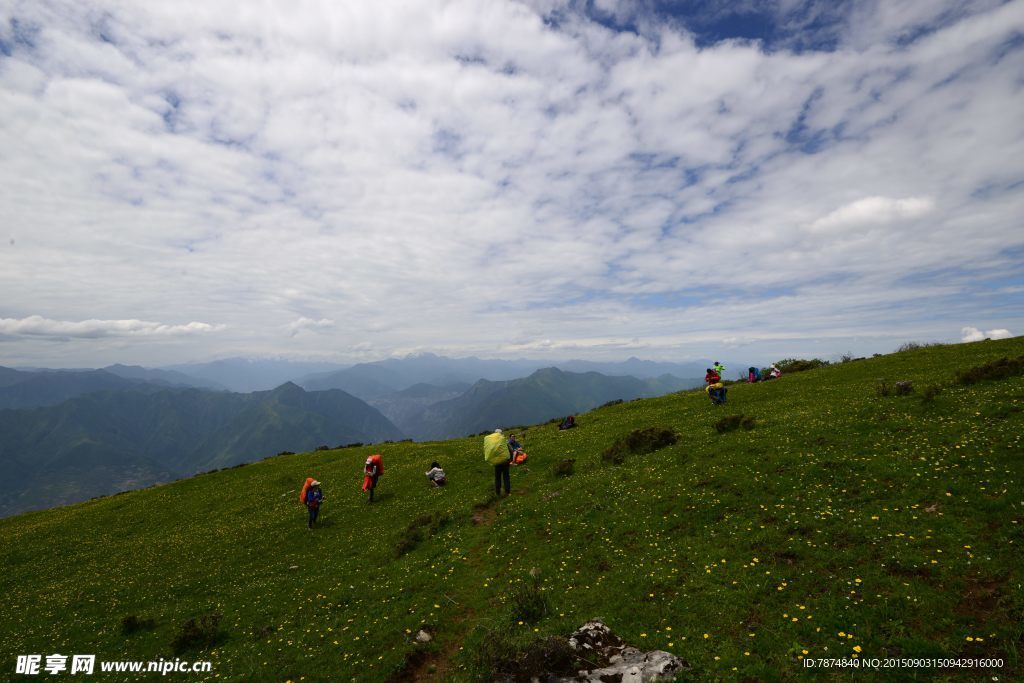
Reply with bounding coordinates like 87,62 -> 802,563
559,621 -> 685,683
415,629 -> 432,643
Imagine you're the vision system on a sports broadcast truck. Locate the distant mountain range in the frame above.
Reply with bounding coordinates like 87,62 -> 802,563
163,358 -> 349,393
298,352 -> 711,399
0,365 -> 224,410
0,383 -> 403,517
399,367 -> 698,440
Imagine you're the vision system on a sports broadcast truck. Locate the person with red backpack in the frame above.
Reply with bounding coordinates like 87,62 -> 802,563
299,478 -> 323,528
363,454 -> 383,503
705,368 -> 721,385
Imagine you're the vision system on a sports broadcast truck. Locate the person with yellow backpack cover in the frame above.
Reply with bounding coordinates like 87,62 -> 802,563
483,429 -> 512,496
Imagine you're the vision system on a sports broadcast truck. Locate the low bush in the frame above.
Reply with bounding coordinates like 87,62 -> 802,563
600,398 -> 624,408
121,615 -> 156,635
877,380 -> 914,397
395,512 -> 450,557
601,427 -> 677,464
922,384 -> 944,402
553,458 -> 575,477
466,629 -> 574,683
956,356 -> 1024,385
897,341 -> 943,353
894,381 -> 914,396
775,358 -> 829,373
714,415 -> 756,433
170,613 -> 226,654
509,570 -> 549,624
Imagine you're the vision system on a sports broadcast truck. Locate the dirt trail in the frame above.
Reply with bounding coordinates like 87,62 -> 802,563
394,493 -> 508,681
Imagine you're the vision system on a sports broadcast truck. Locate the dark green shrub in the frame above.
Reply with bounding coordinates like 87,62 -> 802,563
741,416 -> 756,430
509,572 -> 549,624
171,613 -> 226,654
553,458 -> 575,477
600,398 -> 624,408
897,341 -> 943,353
601,427 -> 677,464
395,513 -> 450,557
894,381 -> 914,396
466,629 -> 574,682
956,356 -> 1024,385
922,384 -> 943,402
775,358 -> 829,373
121,615 -> 156,635
252,625 -> 275,641
876,381 -> 892,397
714,415 -> 744,433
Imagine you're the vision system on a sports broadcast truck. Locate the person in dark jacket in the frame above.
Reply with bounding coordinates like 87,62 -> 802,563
305,480 -> 323,528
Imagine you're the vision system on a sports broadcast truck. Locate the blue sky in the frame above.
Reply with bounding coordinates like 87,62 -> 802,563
0,0 -> 1021,367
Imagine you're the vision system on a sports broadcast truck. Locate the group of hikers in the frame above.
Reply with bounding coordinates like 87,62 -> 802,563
299,429 -> 532,527
705,361 -> 783,405
299,355 -> 784,526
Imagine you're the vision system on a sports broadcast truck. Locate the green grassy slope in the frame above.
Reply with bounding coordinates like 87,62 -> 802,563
2,338 -> 1022,682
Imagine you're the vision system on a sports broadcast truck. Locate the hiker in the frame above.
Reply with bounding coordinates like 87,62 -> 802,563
713,361 -> 726,376
484,429 -> 512,496
747,366 -> 758,383
363,454 -> 383,503
425,461 -> 447,487
705,367 -> 721,385
558,415 -> 576,430
705,383 -> 728,406
508,433 -> 528,465
769,365 -> 781,379
301,478 -> 323,528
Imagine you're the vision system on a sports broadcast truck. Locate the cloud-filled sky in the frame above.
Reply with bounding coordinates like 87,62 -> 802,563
1,0 -> 1021,367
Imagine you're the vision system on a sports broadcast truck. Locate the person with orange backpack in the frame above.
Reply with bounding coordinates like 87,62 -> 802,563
363,454 -> 383,503
508,433 -> 528,465
299,478 -> 323,528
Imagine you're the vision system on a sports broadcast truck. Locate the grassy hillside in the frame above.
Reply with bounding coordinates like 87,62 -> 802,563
2,338 -> 1022,681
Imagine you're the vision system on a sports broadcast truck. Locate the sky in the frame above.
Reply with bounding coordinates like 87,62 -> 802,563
0,0 -> 1021,368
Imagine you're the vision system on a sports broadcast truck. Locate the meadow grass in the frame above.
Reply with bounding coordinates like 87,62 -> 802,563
1,337 -> 1022,681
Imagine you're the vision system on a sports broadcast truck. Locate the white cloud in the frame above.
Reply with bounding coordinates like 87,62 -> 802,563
961,326 -> 1013,342
0,316 -> 225,339
810,196 -> 935,233
286,317 -> 335,337
0,0 -> 1021,366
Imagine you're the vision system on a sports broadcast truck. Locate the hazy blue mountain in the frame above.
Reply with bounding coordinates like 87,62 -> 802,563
556,357 -> 714,379
163,358 -> 350,393
297,353 -> 714,400
366,382 -> 471,429
103,363 -> 225,390
0,367 -> 160,410
298,353 -> 538,399
400,368 -> 699,440
0,383 -> 403,517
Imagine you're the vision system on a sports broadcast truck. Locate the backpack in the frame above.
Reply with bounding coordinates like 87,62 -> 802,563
365,454 -> 384,476
484,432 -> 508,465
512,449 -> 528,465
299,477 -> 314,504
